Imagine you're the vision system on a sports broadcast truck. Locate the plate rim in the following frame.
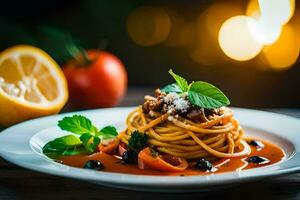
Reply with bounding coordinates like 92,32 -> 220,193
1,107 -> 300,189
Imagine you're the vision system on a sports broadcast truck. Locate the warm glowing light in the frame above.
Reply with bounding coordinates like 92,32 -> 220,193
191,2 -> 243,65
258,0 -> 295,26
248,19 -> 282,45
290,8 -> 300,48
261,25 -> 299,70
246,0 -> 260,19
126,6 -> 171,46
220,0 -> 296,62
218,16 -> 263,61
246,0 -> 295,45
204,3 -> 243,38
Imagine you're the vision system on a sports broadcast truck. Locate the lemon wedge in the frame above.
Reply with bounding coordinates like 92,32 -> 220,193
0,45 -> 68,126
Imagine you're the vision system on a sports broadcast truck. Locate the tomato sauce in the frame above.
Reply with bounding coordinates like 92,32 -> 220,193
58,138 -> 285,176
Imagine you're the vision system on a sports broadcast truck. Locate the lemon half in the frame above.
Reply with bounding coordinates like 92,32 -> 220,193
0,45 -> 68,126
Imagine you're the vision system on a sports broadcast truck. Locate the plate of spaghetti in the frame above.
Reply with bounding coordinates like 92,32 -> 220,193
0,70 -> 299,192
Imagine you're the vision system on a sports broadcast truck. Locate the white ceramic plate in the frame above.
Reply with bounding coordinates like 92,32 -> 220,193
0,107 -> 300,192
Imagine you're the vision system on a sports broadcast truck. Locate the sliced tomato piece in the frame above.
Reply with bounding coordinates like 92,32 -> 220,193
118,142 -> 127,156
138,148 -> 188,172
98,138 -> 119,154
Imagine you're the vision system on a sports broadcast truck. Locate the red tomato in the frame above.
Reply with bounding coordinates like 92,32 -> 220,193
138,148 -> 188,172
98,138 -> 120,154
118,142 -> 127,156
63,50 -> 127,108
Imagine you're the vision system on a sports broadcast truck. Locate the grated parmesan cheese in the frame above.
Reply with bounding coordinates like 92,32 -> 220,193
163,92 -> 178,104
167,116 -> 174,121
163,92 -> 190,113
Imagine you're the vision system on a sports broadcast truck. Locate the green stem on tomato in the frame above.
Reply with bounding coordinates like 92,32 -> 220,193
78,47 -> 93,66
65,34 -> 92,66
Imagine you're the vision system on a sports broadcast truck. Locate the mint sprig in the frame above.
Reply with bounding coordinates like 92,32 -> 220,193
162,69 -> 230,109
168,69 -> 189,92
42,135 -> 85,159
58,115 -> 117,140
99,126 -> 118,140
43,115 -> 118,158
58,115 -> 98,136
80,133 -> 101,153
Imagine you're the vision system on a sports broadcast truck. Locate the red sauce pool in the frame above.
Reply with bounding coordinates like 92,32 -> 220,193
58,138 -> 285,176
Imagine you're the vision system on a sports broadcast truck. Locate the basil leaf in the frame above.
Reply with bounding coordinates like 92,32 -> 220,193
168,69 -> 189,92
80,133 -> 100,153
58,115 -> 98,135
188,81 -> 230,109
161,83 -> 183,93
42,135 -> 86,159
99,126 -> 118,139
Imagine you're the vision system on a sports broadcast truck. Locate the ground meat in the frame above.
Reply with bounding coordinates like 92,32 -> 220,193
142,99 -> 164,113
142,89 -> 222,122
154,89 -> 166,100
185,108 -> 209,122
142,89 -> 166,113
186,110 -> 203,122
204,108 -> 221,117
142,100 -> 151,113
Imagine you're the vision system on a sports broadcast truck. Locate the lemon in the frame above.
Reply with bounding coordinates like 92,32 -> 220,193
0,45 -> 68,126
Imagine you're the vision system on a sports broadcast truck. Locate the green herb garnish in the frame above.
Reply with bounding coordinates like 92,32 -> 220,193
169,70 -> 189,92
128,131 -> 149,153
79,133 -> 100,153
161,83 -> 182,94
162,69 -> 230,109
42,135 -> 86,159
99,126 -> 118,140
58,115 -> 98,136
43,115 -> 118,158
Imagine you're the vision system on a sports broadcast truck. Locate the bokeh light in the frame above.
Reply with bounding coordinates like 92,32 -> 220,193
219,0 -> 299,65
126,6 -> 171,46
191,2 -> 243,65
126,1 -> 299,71
289,7 -> 300,46
246,0 -> 295,45
218,16 -> 263,61
258,0 -> 295,26
246,0 -> 260,19
248,19 -> 282,45
204,2 -> 244,39
261,25 -> 299,70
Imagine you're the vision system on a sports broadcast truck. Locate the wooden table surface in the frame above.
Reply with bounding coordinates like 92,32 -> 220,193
1,88 -> 300,200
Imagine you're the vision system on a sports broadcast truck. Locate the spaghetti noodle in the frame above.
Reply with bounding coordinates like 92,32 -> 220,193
119,96 -> 251,161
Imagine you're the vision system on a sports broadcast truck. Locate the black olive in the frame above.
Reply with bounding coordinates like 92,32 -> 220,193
248,140 -> 264,149
195,158 -> 213,171
246,156 -> 269,164
122,150 -> 137,164
84,160 -> 104,170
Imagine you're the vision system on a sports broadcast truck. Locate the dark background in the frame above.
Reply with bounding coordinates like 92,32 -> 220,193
0,0 -> 299,108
